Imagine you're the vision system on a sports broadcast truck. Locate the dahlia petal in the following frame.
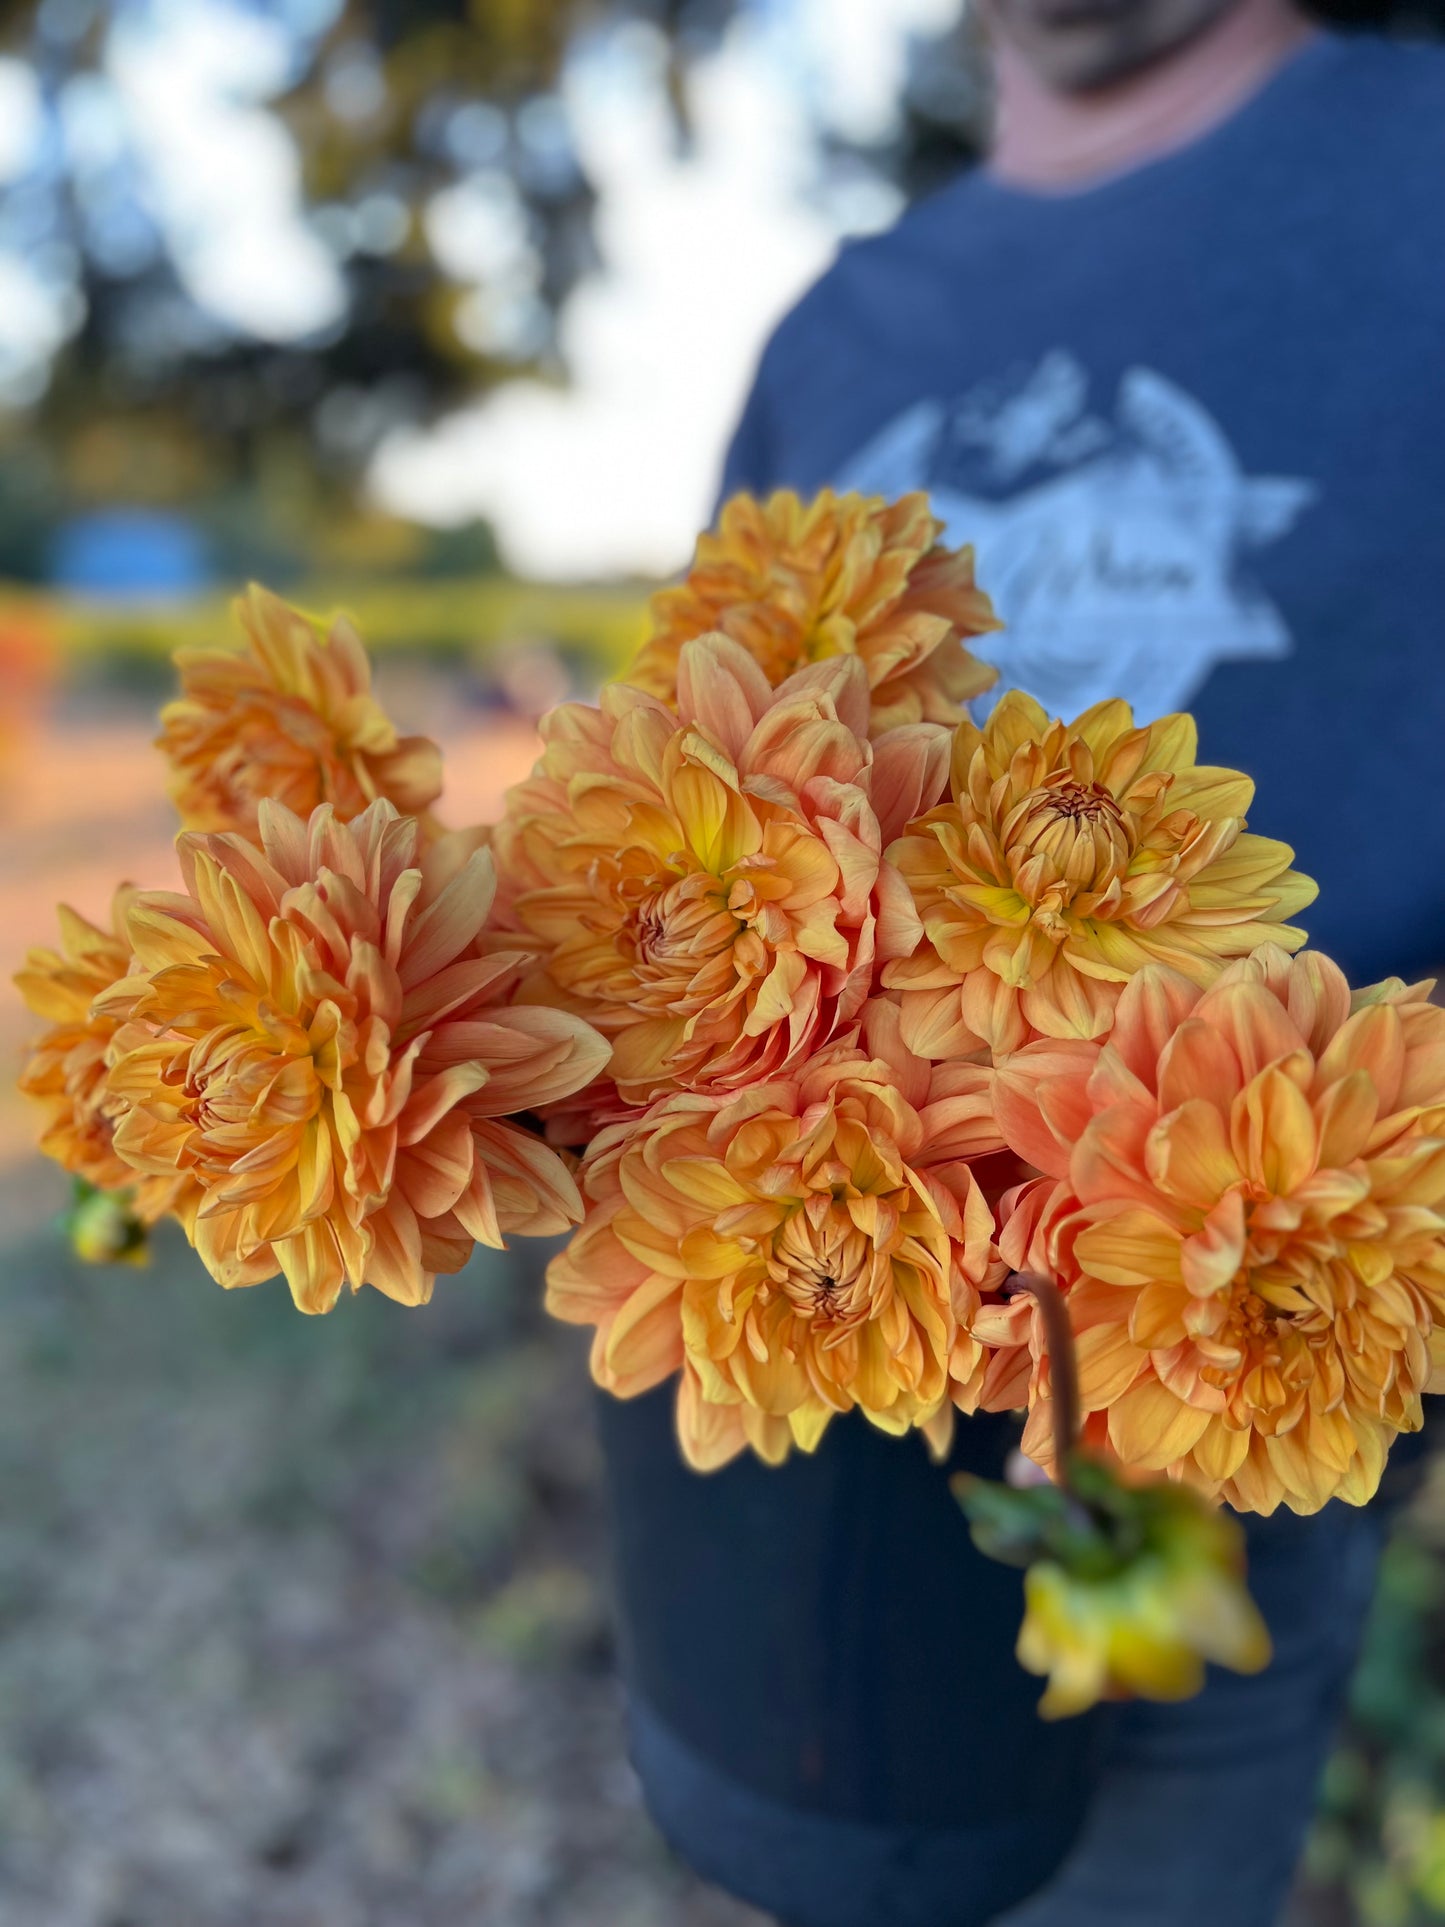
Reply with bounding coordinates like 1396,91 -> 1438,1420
675,634 -> 773,757
365,1195 -> 430,1305
1194,980 -> 1307,1081
1075,1209 -> 1184,1288
396,1110 -> 473,1219
1232,1065 -> 1318,1197
397,1063 -> 490,1145
1156,1017 -> 1242,1117
1111,967 -> 1207,1091
1129,1281 -> 1190,1351
398,847 -> 495,988
1314,1069 -> 1379,1168
1075,1319 -> 1149,1404
992,1040 -> 1099,1179
603,1272 -> 686,1393
437,1008 -> 611,1113
871,725 -> 952,843
1145,1097 -> 1240,1210
275,1220 -> 348,1314
470,1120 -> 584,1235
1108,1378 -> 1212,1471
675,1366 -> 749,1472
454,1156 -> 503,1248
1317,1003 -> 1406,1114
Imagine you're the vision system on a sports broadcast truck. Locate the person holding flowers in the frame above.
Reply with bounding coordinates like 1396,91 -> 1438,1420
571,0 -> 1445,1915
15,43 -> 1445,1897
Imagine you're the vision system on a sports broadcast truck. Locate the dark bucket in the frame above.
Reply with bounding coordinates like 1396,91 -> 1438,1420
597,1387 -> 1103,1927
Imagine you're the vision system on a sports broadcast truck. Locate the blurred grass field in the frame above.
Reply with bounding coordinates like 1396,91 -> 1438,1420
0,1204 -> 776,1927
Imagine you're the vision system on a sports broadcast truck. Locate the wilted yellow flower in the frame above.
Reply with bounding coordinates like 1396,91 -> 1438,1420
992,950 -> 1445,1514
886,692 -> 1317,1057
100,800 -> 609,1313
629,490 -> 1000,734
493,634 -> 948,1137
546,1007 -> 1004,1468
15,890 -> 190,1230
67,1181 -> 151,1266
1013,1469 -> 1272,1719
157,586 -> 443,840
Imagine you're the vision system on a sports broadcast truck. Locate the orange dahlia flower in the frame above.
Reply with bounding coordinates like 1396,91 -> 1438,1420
157,587 -> 443,840
546,1008 -> 1004,1468
628,490 -> 1000,734
99,800 -> 609,1313
493,635 -> 946,1134
885,691 -> 1317,1058
16,890 -> 191,1228
992,949 -> 1445,1514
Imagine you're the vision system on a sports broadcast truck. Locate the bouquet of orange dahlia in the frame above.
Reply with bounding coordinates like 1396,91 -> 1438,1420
18,493 -> 1445,1717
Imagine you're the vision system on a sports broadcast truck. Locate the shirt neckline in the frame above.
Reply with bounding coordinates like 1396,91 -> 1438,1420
970,30 -> 1342,214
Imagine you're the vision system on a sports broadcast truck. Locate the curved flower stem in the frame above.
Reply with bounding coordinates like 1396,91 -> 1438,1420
1007,1271 -> 1081,1475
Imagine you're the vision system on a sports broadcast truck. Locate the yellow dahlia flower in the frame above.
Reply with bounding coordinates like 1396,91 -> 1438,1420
493,635 -> 947,1136
886,692 -> 1317,1058
99,800 -> 608,1313
546,1008 -> 1004,1468
15,890 -> 191,1230
628,490 -> 1000,734
992,949 -> 1445,1514
157,586 -> 443,840
1008,1463 -> 1271,1719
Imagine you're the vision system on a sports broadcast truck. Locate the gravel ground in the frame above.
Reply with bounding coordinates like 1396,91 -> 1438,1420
0,1182 -> 768,1927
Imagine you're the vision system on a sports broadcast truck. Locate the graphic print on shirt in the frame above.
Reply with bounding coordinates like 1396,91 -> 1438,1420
838,351 -> 1318,721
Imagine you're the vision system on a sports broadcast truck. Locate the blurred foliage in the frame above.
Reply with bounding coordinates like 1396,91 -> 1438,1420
0,0 -> 993,575
6,573 -> 648,694
1300,1465 -> 1445,1925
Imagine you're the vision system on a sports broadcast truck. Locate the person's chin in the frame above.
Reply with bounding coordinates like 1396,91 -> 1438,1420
1018,18 -> 1190,92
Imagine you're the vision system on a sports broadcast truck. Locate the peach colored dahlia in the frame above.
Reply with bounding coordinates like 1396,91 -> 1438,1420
990,949 -> 1445,1514
886,692 -> 1317,1058
158,586 -> 443,840
545,1008 -> 1004,1469
16,890 -> 191,1227
493,635 -> 949,1135
628,489 -> 1000,734
99,800 -> 608,1312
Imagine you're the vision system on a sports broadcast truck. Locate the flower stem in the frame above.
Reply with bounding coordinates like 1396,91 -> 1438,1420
1008,1271 -> 1081,1474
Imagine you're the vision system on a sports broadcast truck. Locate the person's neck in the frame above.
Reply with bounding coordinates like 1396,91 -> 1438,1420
988,0 -> 1316,191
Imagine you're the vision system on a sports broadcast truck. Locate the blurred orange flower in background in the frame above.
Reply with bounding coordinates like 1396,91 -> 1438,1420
15,890 -> 191,1230
628,489 -> 1000,734
546,1005 -> 1005,1468
157,587 -> 444,841
493,634 -> 948,1136
992,949 -> 1445,1513
98,800 -> 608,1312
886,692 -> 1317,1058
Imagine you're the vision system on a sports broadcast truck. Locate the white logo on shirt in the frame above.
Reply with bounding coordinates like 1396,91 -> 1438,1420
839,352 -> 1317,721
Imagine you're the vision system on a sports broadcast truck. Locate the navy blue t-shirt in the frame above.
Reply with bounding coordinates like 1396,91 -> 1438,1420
722,33 -> 1445,987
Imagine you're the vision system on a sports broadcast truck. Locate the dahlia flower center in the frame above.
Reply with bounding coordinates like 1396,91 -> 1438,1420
178,1019 -> 326,1175
1201,1280 -> 1275,1367
617,853 -> 790,1021
623,870 -> 741,975
767,1196 -> 878,1326
1009,779 -> 1133,897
